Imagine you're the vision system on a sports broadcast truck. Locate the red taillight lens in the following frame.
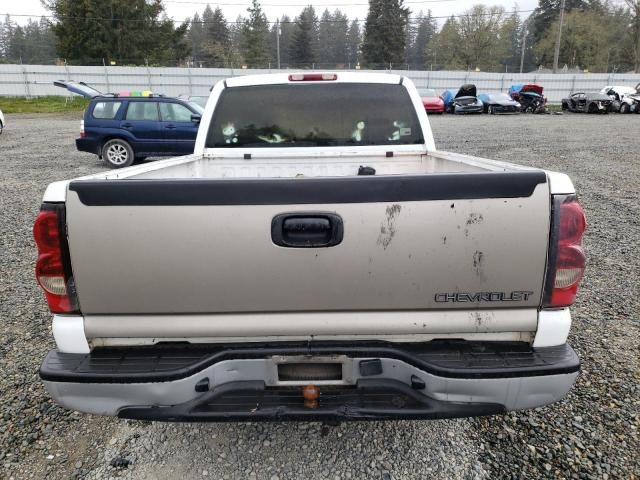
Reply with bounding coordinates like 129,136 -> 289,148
288,73 -> 337,81
34,206 -> 76,313
544,195 -> 587,307
80,120 -> 85,138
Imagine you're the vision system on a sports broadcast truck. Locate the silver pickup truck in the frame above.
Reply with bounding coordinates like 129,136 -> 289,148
35,72 -> 586,421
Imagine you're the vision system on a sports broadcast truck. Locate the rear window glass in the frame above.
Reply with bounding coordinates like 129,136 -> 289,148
92,101 -> 122,119
206,83 -> 423,148
126,102 -> 159,121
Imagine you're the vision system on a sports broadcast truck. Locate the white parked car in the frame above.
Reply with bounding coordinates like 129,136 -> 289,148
600,85 -> 640,113
0,107 -> 5,134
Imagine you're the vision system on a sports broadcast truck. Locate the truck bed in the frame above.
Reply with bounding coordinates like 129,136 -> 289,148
73,149 -> 536,181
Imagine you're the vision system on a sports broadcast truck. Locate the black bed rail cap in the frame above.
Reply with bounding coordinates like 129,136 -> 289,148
69,171 -> 547,207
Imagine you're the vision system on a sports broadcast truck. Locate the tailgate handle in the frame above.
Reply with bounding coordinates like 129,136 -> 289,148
272,213 -> 343,248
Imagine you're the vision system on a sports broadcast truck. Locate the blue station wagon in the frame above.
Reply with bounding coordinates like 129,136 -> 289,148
55,81 -> 203,168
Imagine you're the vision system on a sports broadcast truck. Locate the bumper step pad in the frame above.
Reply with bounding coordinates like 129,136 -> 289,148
118,379 -> 505,422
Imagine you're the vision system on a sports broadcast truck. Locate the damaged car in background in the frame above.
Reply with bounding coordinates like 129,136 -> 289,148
601,84 -> 640,113
477,93 -> 520,114
440,84 -> 484,114
508,84 -> 547,113
599,85 -> 635,112
562,92 -> 612,114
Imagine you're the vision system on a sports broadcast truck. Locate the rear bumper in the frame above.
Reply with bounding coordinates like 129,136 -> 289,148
40,341 -> 580,422
75,137 -> 99,155
454,105 -> 484,114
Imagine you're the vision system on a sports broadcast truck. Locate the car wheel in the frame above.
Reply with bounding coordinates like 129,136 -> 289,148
620,103 -> 630,114
587,103 -> 598,114
102,139 -> 134,168
561,102 -> 568,111
0,121 -> 3,134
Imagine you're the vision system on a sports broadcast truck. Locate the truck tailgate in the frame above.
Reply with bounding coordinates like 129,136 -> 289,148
65,172 -> 550,315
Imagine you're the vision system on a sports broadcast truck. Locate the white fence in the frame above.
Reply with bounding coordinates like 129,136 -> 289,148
1,64 -> 639,103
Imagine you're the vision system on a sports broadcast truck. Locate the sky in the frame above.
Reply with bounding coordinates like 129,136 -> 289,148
2,0 -> 540,25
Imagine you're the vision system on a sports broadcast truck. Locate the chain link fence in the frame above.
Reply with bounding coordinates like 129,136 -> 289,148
1,64 -> 639,103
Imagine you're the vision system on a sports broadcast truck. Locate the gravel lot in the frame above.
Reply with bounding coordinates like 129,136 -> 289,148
1,112 -> 638,479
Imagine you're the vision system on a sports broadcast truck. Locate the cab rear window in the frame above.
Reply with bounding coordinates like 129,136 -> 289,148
92,101 -> 122,119
206,83 -> 423,148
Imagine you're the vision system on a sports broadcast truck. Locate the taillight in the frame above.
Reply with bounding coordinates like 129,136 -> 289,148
34,205 -> 78,313
79,120 -> 85,138
543,195 -> 587,307
288,73 -> 337,81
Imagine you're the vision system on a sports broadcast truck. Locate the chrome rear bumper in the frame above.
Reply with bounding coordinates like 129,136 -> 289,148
41,341 -> 580,421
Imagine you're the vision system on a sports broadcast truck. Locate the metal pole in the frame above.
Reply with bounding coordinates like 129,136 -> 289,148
519,28 -> 527,74
553,0 -> 566,73
103,58 -> 111,93
276,18 -> 281,70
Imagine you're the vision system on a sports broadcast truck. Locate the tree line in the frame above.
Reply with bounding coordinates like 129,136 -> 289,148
0,0 -> 639,73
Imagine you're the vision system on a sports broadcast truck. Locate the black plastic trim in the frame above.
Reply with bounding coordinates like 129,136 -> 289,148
117,378 -> 505,422
271,212 -> 344,248
40,340 -> 580,384
68,171 -> 547,206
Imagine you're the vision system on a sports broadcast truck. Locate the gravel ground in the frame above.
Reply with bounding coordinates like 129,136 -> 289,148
0,112 -> 638,480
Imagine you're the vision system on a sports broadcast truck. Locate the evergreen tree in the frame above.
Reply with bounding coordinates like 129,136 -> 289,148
528,0 -> 597,48
317,9 -> 332,65
345,19 -> 361,65
328,10 -> 349,65
202,7 -> 230,66
278,15 -> 295,67
229,15 -> 245,66
315,9 -> 349,65
0,15 -> 57,64
290,6 -> 318,66
241,0 -> 270,67
0,16 -> 16,61
45,0 -> 189,65
500,7 -> 523,71
408,10 -> 436,69
188,12 -> 205,65
432,16 -> 463,69
362,0 -> 409,67
8,25 -> 25,62
269,15 -> 295,67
